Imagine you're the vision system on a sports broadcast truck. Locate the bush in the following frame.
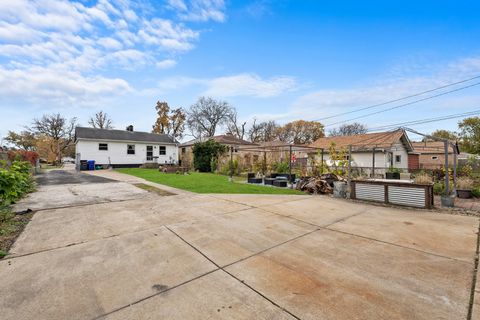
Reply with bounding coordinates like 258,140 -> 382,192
433,182 -> 445,196
273,161 -> 289,173
0,161 -> 35,205
192,140 -> 227,172
472,186 -> 480,198
414,173 -> 432,185
7,150 -> 39,166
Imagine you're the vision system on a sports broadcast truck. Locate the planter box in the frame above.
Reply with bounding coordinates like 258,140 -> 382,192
264,178 -> 275,185
273,180 -> 287,188
247,178 -> 262,184
457,189 -> 472,199
351,180 -> 433,209
386,172 -> 400,180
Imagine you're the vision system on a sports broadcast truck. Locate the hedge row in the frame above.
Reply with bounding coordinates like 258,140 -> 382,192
0,161 -> 35,206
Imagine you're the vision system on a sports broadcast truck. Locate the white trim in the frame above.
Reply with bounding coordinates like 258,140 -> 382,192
76,137 -> 177,145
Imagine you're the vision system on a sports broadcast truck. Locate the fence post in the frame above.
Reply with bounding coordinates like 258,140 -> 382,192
229,146 -> 233,182
444,140 -> 450,195
289,144 -> 293,189
348,145 -> 352,196
371,147 -> 375,178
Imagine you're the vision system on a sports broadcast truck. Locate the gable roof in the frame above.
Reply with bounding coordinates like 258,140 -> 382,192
309,129 -> 413,152
75,127 -> 177,144
180,135 -> 258,147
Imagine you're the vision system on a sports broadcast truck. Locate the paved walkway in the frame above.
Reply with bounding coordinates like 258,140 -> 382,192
1,169 -> 480,319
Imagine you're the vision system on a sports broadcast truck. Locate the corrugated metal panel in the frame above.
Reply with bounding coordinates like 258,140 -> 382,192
388,186 -> 425,208
356,184 -> 385,202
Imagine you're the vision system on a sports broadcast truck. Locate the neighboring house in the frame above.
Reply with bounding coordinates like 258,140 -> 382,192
75,126 -> 179,168
411,140 -> 456,169
179,134 -> 257,168
308,129 -> 416,175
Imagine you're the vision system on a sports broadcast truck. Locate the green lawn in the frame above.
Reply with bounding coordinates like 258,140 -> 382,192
117,169 -> 304,195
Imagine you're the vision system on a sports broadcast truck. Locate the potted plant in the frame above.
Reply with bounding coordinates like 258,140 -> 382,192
386,167 -> 400,180
456,177 -> 474,199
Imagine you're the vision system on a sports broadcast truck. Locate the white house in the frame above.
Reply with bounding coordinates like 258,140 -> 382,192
75,126 -> 179,168
308,129 -> 416,175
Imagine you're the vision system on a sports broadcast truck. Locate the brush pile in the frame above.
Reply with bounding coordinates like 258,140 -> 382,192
296,173 -> 344,194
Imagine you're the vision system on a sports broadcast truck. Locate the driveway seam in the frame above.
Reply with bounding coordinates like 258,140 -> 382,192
466,218 -> 480,320
165,226 -> 303,320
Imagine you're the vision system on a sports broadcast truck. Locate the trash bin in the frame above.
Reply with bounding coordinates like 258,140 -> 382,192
80,160 -> 88,171
87,160 -> 95,170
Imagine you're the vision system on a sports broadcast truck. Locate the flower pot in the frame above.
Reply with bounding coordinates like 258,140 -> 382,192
386,172 -> 400,180
441,195 -> 455,207
457,189 -> 472,199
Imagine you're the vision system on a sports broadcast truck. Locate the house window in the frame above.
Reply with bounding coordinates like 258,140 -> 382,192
98,143 -> 108,151
182,147 -> 186,154
146,146 -> 153,161
432,156 -> 438,160
127,144 -> 135,155
159,146 -> 166,155
395,155 -> 401,163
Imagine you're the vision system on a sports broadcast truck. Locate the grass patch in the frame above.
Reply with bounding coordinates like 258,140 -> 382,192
118,169 -> 305,195
0,206 -> 33,259
133,183 -> 176,196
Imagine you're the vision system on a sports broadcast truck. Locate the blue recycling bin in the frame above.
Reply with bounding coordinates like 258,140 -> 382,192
87,160 -> 95,170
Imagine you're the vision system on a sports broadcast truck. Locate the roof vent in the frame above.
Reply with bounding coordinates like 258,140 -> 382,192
126,125 -> 133,132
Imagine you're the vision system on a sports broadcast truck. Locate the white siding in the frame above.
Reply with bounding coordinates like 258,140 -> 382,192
76,139 -> 178,165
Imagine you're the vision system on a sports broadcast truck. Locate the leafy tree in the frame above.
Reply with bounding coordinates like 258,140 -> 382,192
429,129 -> 458,141
30,114 -> 77,165
186,97 -> 233,138
152,101 -> 186,140
329,122 -> 368,136
458,117 -> 480,154
5,131 -> 37,150
277,120 -> 325,144
192,140 -> 227,172
88,111 -> 113,129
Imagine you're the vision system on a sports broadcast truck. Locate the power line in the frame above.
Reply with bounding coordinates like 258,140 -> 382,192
314,74 -> 480,122
366,109 -> 480,132
324,81 -> 480,127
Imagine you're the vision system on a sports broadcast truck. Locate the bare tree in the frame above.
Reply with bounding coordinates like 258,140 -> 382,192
186,97 -> 233,138
30,114 -> 77,164
88,111 -> 113,129
226,109 -> 246,140
329,122 -> 367,136
248,119 -> 279,142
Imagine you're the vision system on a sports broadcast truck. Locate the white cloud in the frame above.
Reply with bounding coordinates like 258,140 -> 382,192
0,0 -> 223,107
204,74 -> 297,97
156,59 -> 177,69
168,0 -> 226,22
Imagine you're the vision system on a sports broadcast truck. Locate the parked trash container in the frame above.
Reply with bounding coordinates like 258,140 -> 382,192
87,160 -> 95,170
80,160 -> 88,171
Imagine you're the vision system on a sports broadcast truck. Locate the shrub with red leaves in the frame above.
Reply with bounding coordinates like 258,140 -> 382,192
7,150 -> 39,166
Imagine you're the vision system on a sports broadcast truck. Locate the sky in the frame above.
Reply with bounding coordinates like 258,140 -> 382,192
1,0 -> 480,143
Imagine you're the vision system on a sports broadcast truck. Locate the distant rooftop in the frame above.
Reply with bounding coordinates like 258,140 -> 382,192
180,135 -> 258,147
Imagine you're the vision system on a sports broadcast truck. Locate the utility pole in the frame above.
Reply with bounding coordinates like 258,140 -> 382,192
371,147 -> 376,178
444,140 -> 450,196
229,146 -> 233,182
289,144 -> 293,188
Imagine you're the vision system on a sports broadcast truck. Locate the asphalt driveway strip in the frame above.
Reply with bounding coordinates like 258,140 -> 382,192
36,169 -> 115,186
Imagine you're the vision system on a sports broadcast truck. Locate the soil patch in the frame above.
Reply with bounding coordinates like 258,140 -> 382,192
133,183 -> 176,196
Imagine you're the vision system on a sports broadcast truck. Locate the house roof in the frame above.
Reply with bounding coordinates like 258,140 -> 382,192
309,130 -> 413,152
75,127 -> 177,144
180,135 -> 257,147
411,140 -> 455,154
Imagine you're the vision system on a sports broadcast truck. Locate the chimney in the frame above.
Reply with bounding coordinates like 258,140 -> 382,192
126,125 -> 133,132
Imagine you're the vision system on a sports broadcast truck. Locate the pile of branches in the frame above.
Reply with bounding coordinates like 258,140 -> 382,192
296,173 -> 344,194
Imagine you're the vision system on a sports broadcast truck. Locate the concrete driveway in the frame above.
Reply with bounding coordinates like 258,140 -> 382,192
1,169 -> 479,319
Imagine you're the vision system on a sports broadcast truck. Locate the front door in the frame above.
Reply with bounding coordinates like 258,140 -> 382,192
146,146 -> 153,161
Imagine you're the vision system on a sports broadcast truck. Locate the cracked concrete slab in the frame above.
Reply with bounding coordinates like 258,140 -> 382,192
168,208 -> 317,266
0,227 -> 217,320
258,196 -> 372,226
11,194 -> 250,256
227,229 -> 473,320
14,182 -> 148,211
104,270 -> 295,320
328,208 -> 479,261
209,194 -> 310,207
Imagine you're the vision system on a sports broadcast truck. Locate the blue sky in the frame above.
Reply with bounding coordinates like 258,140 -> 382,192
1,0 -> 480,142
